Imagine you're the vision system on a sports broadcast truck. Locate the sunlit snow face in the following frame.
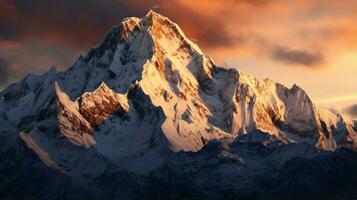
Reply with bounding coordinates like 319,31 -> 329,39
1,0 -> 357,116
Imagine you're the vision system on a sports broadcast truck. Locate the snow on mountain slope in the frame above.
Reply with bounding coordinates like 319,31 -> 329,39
55,82 -> 96,148
55,81 -> 130,146
55,80 -> 173,173
0,10 -> 356,178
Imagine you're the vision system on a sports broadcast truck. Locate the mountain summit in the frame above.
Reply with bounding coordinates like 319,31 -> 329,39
1,11 -> 357,199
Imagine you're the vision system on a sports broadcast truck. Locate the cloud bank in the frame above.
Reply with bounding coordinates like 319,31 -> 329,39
271,46 -> 324,67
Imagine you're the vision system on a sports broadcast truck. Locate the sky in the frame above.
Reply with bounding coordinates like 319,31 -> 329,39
0,0 -> 356,117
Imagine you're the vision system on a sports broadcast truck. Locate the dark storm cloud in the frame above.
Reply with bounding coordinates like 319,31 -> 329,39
0,0 -> 146,48
0,57 -> 10,85
271,46 -> 324,67
2,41 -> 81,75
345,104 -> 357,117
0,0 -> 234,48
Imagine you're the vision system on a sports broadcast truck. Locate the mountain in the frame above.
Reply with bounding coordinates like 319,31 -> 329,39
0,10 -> 357,199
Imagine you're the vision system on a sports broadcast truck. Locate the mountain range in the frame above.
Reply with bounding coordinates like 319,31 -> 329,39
1,11 -> 357,200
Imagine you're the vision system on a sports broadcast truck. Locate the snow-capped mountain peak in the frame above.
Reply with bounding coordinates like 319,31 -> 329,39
1,11 -> 357,199
0,11 -> 356,177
